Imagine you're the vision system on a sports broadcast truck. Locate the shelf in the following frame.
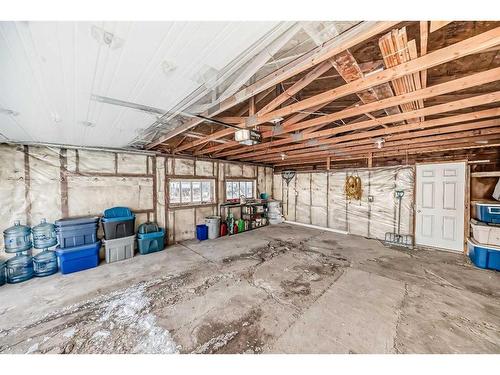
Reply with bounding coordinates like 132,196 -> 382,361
471,171 -> 500,178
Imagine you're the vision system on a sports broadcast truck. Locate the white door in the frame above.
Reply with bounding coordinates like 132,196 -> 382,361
415,162 -> 466,252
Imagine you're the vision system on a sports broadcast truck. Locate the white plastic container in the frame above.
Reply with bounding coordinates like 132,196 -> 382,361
205,216 -> 221,239
470,219 -> 500,246
103,235 -> 135,263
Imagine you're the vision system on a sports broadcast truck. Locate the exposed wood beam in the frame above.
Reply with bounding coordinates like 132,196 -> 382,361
430,21 -> 452,33
174,59 -> 335,153
245,119 -> 500,162
217,77 -> 500,159
236,114 -> 500,162
241,27 -> 500,129
273,140 -> 500,167
259,126 -> 500,163
224,104 -> 500,160
420,21 -> 429,90
145,21 -> 399,149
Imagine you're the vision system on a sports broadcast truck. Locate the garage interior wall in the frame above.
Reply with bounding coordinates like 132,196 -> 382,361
273,166 -> 414,240
0,143 -> 273,250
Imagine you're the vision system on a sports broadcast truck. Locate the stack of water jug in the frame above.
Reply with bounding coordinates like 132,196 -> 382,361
1,219 -> 59,285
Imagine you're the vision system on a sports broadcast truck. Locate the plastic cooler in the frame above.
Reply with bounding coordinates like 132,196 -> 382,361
102,207 -> 135,240
56,241 -> 101,274
470,219 -> 500,246
467,238 -> 500,271
103,235 -> 135,263
55,217 -> 99,248
137,222 -> 165,255
472,201 -> 500,224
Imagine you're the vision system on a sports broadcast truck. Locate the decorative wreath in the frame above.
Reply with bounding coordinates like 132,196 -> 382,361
344,173 -> 362,201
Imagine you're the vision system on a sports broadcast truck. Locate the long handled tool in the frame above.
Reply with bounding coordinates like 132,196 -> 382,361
384,189 -> 414,249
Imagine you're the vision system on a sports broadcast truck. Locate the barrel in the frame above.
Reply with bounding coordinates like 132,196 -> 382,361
205,216 -> 221,239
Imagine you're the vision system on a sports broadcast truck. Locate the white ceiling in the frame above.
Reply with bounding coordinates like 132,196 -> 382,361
0,21 -> 284,147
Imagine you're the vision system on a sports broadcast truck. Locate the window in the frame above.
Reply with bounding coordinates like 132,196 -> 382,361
169,179 -> 214,205
226,180 -> 254,200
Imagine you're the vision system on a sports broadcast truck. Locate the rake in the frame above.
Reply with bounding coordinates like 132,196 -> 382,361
384,189 -> 414,249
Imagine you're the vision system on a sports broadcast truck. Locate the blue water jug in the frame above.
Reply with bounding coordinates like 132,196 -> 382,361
0,260 -> 6,286
3,221 -> 32,253
32,218 -> 57,249
33,249 -> 58,277
6,253 -> 34,283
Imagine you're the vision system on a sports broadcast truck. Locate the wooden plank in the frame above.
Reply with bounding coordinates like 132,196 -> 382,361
430,21 -> 452,33
240,27 -> 500,129
471,171 -> 500,178
146,21 -> 399,149
420,21 -> 429,89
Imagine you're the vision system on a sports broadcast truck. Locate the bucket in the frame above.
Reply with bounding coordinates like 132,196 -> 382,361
220,223 -> 228,236
205,216 -> 221,239
196,224 -> 208,241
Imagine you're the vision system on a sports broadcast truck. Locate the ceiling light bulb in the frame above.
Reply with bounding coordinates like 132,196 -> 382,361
375,137 -> 385,149
281,153 -> 286,160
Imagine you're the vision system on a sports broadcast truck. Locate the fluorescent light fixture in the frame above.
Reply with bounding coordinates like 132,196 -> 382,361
235,129 -> 262,146
468,160 -> 491,164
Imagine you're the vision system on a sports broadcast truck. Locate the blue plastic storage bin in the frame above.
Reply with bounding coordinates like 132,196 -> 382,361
467,238 -> 500,271
473,201 -> 500,224
55,217 -> 99,248
102,207 -> 135,240
137,229 -> 165,255
196,224 -> 208,241
56,241 -> 101,274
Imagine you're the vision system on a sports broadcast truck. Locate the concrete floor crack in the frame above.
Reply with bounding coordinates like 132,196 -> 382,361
392,282 -> 409,354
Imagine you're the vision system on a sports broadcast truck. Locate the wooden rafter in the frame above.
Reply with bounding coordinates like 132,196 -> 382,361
239,26 -> 500,129
243,119 -> 500,162
273,139 -> 500,167
146,21 -> 399,149
173,59 -> 335,153
214,67 -> 500,158
254,124 -> 500,163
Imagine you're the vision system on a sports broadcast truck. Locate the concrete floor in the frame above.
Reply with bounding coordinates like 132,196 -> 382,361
0,223 -> 499,354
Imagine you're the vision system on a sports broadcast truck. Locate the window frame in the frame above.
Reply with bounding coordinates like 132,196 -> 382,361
168,178 -> 216,207
225,179 -> 256,200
